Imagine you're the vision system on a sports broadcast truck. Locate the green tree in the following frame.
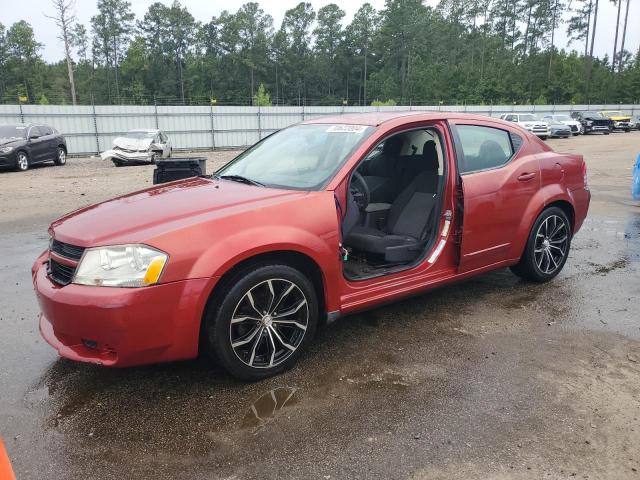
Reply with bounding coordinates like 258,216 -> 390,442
252,82 -> 271,105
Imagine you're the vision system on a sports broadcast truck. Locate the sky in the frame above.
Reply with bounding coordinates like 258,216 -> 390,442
4,0 -> 639,63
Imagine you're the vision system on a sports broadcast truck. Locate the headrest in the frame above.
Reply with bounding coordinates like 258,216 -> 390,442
383,135 -> 403,155
422,140 -> 439,171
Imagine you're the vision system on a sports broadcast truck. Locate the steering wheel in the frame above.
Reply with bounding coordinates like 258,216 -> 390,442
350,171 -> 370,211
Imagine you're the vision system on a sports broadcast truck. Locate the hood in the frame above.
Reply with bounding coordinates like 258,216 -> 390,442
113,136 -> 154,151
0,137 -> 25,147
50,177 -> 306,246
607,115 -> 631,121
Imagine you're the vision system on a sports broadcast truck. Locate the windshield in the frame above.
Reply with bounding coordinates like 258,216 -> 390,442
519,114 -> 537,121
0,125 -> 27,139
555,115 -> 571,121
585,112 -> 605,119
125,130 -> 156,139
217,124 -> 374,190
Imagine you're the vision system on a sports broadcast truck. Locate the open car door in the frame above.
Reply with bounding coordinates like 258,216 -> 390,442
452,123 -> 540,273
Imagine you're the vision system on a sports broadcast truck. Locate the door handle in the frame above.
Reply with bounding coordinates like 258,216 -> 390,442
517,172 -> 536,181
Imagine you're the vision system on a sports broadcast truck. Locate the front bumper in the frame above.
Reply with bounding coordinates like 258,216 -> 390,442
32,254 -> 213,367
549,129 -> 571,137
0,151 -> 17,168
100,149 -> 154,164
584,124 -> 609,133
612,121 -> 631,129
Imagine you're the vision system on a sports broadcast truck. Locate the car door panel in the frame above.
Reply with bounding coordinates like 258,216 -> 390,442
28,127 -> 48,163
451,123 -> 541,272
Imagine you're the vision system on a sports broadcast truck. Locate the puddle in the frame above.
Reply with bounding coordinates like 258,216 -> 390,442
241,387 -> 299,433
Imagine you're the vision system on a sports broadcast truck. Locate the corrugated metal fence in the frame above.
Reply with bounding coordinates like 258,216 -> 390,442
1,103 -> 638,156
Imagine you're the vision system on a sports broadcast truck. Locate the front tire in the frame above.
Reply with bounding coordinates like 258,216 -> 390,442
16,151 -> 29,171
54,147 -> 66,166
510,207 -> 571,282
204,264 -> 319,380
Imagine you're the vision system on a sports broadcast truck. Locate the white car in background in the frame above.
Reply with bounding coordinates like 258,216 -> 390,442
499,113 -> 550,139
543,114 -> 582,135
101,129 -> 172,167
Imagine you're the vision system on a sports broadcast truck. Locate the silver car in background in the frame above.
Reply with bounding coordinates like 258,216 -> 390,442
101,129 -> 172,166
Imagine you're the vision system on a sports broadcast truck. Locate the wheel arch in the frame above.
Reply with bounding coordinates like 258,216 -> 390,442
508,188 -> 575,262
198,249 -> 328,353
57,144 -> 67,153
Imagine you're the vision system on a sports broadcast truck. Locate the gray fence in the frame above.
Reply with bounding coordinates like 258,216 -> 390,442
1,103 -> 638,156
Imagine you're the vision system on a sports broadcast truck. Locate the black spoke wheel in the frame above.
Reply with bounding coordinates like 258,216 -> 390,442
204,264 -> 318,380
510,206 -> 572,282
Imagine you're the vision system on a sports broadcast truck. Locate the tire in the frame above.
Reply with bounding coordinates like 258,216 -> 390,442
510,206 -> 571,283
16,151 -> 29,171
604,131 -> 610,135
168,148 -> 172,158
540,136 -> 548,140
150,154 -> 156,164
54,147 -> 66,166
113,160 -> 123,167
204,264 -> 319,380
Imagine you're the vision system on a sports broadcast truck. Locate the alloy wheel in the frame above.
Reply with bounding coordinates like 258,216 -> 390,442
230,278 -> 309,369
534,215 -> 568,275
57,149 -> 66,164
17,153 -> 28,171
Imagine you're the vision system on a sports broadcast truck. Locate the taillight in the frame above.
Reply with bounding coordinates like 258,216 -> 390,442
582,160 -> 589,190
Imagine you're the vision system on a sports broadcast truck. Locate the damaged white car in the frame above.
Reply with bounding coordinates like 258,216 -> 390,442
101,129 -> 172,166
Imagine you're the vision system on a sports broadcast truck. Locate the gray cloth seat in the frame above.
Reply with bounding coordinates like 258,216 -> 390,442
345,169 -> 439,263
362,136 -> 402,203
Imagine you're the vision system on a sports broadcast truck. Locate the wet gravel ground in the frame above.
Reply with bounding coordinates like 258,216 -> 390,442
1,134 -> 639,479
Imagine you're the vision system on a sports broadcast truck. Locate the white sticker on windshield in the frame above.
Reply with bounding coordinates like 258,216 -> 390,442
326,125 -> 368,133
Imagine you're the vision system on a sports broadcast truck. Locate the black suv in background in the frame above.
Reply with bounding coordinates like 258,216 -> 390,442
570,111 -> 612,134
0,124 -> 67,172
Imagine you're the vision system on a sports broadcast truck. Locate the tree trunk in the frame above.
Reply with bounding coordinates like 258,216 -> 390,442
63,34 -> 76,104
584,0 -> 592,58
363,45 -> 368,106
612,0 -> 622,72
618,0 -> 630,73
585,0 -> 599,100
548,0 -> 558,80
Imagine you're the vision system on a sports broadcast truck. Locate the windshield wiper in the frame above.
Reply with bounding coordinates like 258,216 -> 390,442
216,174 -> 265,187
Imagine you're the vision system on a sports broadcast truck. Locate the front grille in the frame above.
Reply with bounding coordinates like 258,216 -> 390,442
49,259 -> 76,286
50,239 -> 85,261
49,240 -> 85,286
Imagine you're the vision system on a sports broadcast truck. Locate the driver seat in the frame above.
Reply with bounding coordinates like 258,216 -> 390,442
344,169 -> 439,263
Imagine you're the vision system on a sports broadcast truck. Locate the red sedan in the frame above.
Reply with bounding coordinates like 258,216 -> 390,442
32,112 -> 590,380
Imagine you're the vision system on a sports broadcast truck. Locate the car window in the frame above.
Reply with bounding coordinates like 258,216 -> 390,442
505,114 -> 515,122
455,125 -> 515,174
29,126 -> 45,138
39,125 -> 53,136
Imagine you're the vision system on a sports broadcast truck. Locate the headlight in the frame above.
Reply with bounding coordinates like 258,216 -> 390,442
0,146 -> 14,154
73,244 -> 168,287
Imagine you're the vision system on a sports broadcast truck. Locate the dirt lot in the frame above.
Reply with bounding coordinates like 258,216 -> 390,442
0,133 -> 639,479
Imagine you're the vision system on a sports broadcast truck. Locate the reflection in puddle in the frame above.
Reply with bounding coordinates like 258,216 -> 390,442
241,387 -> 298,433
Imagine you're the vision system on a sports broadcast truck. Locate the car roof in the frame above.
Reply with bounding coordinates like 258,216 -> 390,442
301,111 -> 514,127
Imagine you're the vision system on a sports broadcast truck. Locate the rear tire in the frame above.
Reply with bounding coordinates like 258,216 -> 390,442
510,207 -> 571,283
113,160 -> 123,167
204,264 -> 319,380
54,147 -> 66,166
